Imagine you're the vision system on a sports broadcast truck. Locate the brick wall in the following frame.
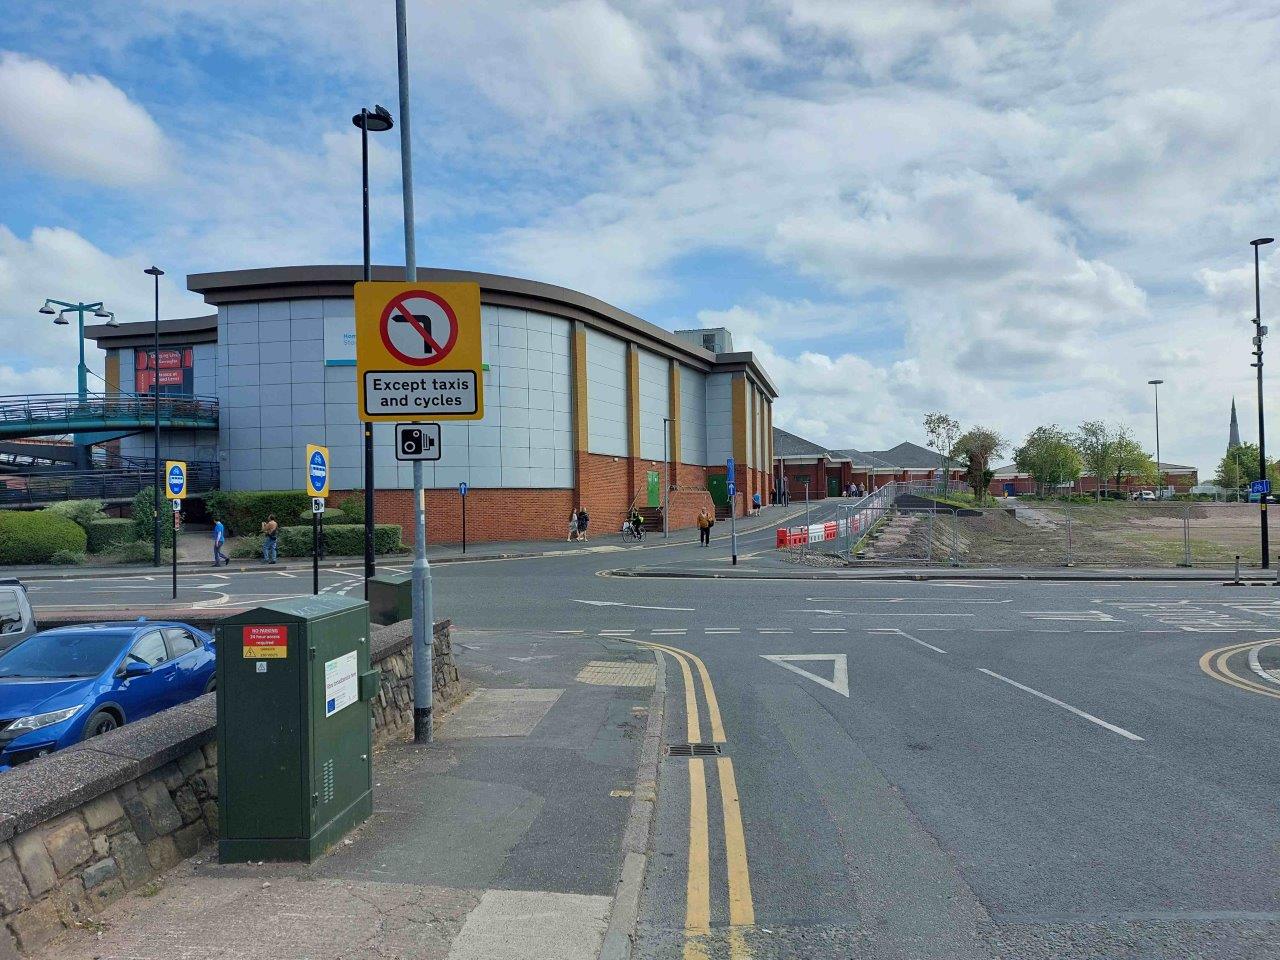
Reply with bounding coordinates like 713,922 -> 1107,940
336,488 -> 576,546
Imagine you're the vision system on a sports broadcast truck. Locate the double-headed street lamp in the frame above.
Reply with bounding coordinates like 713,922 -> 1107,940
41,298 -> 117,469
1147,379 -> 1163,495
1250,237 -> 1273,568
40,299 -> 117,401
352,104 -> 395,597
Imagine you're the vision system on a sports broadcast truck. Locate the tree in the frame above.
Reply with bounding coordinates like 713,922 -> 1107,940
953,427 -> 1005,503
1014,426 -> 1082,495
1213,443 -> 1280,493
1111,434 -> 1159,490
1074,421 -> 1122,500
923,411 -> 962,490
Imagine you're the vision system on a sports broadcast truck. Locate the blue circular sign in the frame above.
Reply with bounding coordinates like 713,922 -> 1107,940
166,465 -> 185,495
458,482 -> 469,496
308,450 -> 328,494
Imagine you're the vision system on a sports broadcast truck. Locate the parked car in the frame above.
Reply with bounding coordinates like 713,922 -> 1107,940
0,579 -> 36,651
1129,490 -> 1156,501
0,619 -> 215,771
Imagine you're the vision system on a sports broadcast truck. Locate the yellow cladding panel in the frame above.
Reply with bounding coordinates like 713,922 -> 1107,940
731,376 -> 747,463
572,323 -> 589,451
354,281 -> 485,422
627,345 -> 641,457
669,360 -> 682,464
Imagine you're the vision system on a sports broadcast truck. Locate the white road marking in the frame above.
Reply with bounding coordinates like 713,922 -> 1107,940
706,628 -> 740,634
805,597 -> 1011,604
553,630 -> 584,635
758,629 -> 792,634
868,627 -> 947,654
794,609 -> 974,617
651,629 -> 686,635
974,628 -> 1011,632
599,630 -> 634,636
1024,610 -> 1120,622
275,571 -> 298,578
762,654 -> 849,697
977,668 -> 1144,742
1248,642 -> 1280,686
571,599 -> 695,612
811,628 -> 847,633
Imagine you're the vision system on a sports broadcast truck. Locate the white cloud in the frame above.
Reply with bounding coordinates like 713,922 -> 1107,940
0,225 -> 202,394
0,52 -> 170,186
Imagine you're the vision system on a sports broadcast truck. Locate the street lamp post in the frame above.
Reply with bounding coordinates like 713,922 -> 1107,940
144,267 -> 165,565
352,105 -> 394,598
1252,237 -> 1274,567
40,298 -> 116,469
1148,379 -> 1164,496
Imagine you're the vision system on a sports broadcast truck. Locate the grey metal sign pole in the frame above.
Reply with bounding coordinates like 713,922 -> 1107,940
396,0 -> 433,743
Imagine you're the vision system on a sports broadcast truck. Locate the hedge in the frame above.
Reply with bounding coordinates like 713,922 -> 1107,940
233,523 -> 404,558
45,499 -> 106,530
86,518 -> 137,553
0,510 -> 88,564
205,490 -> 313,536
131,487 -> 175,547
296,508 -> 348,524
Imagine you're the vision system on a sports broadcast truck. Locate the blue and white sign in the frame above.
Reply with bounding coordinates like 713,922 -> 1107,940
726,456 -> 735,487
727,481 -> 736,497
164,460 -> 186,500
458,482 -> 468,497
1251,479 -> 1271,495
305,443 -> 330,498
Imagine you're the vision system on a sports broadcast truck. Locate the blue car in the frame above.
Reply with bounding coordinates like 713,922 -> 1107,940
0,620 -> 216,770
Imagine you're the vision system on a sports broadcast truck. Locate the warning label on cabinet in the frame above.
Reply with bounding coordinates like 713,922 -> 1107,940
324,650 -> 359,718
242,625 -> 288,659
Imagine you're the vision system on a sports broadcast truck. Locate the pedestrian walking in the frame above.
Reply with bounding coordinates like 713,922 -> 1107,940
568,509 -> 579,542
211,518 -> 228,567
261,514 -> 279,564
752,492 -> 762,514
697,508 -> 713,546
576,507 -> 590,542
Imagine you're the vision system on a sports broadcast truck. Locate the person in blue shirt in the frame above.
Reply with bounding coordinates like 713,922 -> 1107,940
211,518 -> 228,567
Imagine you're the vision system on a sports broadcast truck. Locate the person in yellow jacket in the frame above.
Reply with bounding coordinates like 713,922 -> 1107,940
697,508 -> 714,546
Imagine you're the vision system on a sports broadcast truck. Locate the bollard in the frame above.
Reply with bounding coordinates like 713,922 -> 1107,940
1065,512 -> 1073,567
1235,555 -> 1242,585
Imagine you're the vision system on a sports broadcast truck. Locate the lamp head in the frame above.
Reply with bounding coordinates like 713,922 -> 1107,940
1253,238 -> 1275,247
104,312 -> 119,327
53,313 -> 69,326
1148,379 -> 1163,385
144,266 -> 164,277
352,105 -> 394,132
93,307 -> 111,319
38,301 -> 56,316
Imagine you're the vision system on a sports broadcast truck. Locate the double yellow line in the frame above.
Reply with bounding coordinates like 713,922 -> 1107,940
632,639 -> 755,956
1200,639 -> 1280,700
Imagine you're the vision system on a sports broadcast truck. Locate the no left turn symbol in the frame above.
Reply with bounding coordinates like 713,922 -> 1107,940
379,290 -> 460,366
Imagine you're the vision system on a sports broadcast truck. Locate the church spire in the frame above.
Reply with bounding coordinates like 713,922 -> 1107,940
1229,398 -> 1242,450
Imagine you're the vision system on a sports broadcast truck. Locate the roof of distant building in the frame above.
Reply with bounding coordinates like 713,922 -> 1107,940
862,441 -> 963,470
772,427 -> 849,462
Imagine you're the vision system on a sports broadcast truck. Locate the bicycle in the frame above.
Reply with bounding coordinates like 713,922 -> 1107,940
623,523 -> 646,542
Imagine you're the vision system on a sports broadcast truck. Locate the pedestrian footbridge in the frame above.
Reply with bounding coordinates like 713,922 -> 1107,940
0,393 -> 219,441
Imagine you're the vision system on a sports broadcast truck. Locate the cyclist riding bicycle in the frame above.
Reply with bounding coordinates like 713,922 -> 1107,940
627,509 -> 646,540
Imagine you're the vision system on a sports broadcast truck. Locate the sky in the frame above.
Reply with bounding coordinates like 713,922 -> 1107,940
2,1 -> 1279,476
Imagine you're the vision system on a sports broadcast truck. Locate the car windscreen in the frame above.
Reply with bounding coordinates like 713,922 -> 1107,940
0,631 -> 124,679
0,591 -> 23,634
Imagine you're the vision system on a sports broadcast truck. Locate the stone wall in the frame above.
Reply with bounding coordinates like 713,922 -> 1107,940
0,619 -> 456,954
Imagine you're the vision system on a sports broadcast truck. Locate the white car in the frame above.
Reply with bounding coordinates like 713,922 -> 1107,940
1129,490 -> 1156,501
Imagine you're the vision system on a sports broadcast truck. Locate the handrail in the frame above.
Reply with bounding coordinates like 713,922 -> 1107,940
0,462 -> 219,506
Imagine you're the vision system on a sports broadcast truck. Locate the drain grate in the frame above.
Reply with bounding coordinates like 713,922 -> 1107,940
665,743 -> 723,757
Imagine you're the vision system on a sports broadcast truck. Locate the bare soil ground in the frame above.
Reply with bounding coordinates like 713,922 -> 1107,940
860,501 -> 1264,567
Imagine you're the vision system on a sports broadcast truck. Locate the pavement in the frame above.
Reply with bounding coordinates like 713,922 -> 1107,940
20,496 -> 1280,958
35,630 -> 664,960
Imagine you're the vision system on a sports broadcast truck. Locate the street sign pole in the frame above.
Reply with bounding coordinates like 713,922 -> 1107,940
727,457 -> 738,566
393,0 -> 433,743
459,482 -> 468,554
305,445 -> 330,597
313,509 -> 320,595
171,500 -> 180,600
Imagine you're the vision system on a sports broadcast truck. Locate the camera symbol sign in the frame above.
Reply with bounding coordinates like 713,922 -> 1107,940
395,422 -> 442,461
380,291 -> 459,366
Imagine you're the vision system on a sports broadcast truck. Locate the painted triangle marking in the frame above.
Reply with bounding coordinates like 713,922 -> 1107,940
761,654 -> 849,697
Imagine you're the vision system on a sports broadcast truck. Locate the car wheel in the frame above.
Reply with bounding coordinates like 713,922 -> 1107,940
85,710 -> 118,738
204,676 -> 216,694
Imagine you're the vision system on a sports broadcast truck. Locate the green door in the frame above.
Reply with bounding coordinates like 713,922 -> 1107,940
707,474 -> 729,507
646,471 -> 660,508
827,474 -> 841,497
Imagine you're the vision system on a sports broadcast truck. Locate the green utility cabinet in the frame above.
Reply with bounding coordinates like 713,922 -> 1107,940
366,571 -> 412,626
215,595 -> 379,863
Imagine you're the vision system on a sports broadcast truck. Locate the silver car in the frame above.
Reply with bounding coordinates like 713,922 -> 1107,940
0,580 -> 36,651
